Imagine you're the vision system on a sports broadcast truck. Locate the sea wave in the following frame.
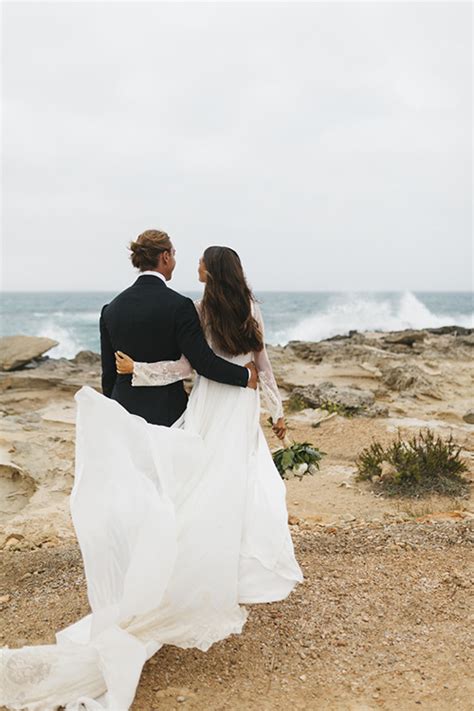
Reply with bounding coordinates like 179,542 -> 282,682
273,292 -> 473,345
34,310 -> 100,323
71,311 -> 101,324
35,321 -> 86,359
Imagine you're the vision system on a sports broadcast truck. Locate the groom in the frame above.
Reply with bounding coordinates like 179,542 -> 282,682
100,229 -> 257,426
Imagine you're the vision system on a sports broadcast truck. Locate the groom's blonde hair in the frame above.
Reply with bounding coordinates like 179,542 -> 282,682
129,229 -> 172,270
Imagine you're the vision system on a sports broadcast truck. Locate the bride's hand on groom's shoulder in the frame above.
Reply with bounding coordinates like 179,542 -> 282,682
115,351 -> 134,374
245,362 -> 258,390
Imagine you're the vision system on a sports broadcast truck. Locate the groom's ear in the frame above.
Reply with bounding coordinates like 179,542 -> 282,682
156,250 -> 169,268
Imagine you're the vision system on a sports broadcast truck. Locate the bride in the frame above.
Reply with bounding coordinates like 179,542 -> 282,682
0,246 -> 303,711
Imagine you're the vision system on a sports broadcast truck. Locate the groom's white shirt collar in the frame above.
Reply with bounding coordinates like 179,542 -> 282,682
138,270 -> 167,285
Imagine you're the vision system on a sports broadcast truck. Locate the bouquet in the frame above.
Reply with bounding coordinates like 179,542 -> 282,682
272,440 -> 325,480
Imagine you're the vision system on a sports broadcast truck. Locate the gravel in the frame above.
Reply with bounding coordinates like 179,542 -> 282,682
1,520 -> 473,711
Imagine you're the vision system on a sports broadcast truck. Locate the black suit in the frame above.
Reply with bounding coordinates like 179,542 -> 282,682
100,275 -> 249,426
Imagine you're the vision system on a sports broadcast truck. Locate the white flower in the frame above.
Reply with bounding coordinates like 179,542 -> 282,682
293,463 -> 308,478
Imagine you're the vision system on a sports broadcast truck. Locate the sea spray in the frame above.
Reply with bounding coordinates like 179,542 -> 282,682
36,321 -> 85,359
276,291 -> 473,345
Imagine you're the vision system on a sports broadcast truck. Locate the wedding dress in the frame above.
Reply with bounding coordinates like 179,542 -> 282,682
0,303 -> 302,710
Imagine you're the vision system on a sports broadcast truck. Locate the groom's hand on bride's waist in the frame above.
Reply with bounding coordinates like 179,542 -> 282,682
245,362 -> 258,390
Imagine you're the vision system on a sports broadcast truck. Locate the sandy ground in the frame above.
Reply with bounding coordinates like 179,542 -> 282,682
1,520 -> 473,711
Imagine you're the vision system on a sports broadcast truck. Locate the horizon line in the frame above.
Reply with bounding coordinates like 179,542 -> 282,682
1,288 -> 472,294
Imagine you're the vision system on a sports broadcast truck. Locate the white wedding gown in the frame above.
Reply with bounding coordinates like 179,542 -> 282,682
0,303 -> 302,711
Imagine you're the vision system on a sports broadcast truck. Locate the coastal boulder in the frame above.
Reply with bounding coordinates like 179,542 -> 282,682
72,350 -> 101,366
383,330 -> 427,347
463,410 -> 474,425
380,364 -> 440,398
459,334 -> 474,348
427,326 -> 472,336
0,336 -> 58,371
286,341 -> 326,363
289,381 -> 375,414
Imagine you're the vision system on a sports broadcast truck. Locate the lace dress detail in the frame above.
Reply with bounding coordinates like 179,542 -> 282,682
131,301 -> 201,387
132,354 -> 192,387
252,303 -> 284,422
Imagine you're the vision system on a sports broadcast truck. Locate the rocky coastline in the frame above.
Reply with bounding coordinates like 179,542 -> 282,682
0,326 -> 473,550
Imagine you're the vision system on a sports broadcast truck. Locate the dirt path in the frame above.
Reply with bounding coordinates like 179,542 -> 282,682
1,521 -> 472,711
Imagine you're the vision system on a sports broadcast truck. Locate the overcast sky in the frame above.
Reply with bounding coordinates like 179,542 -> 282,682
2,1 -> 472,292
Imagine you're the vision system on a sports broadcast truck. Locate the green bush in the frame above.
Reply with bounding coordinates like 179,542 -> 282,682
356,429 -> 470,497
287,396 -> 362,417
273,442 -> 325,479
286,394 -> 309,413
319,399 -> 362,417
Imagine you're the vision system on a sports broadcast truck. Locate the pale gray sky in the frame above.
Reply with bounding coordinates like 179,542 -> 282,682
2,1 -> 472,292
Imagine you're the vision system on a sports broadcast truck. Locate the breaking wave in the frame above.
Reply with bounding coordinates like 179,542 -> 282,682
273,292 -> 473,345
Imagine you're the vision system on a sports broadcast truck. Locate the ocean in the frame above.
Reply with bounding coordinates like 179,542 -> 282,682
0,291 -> 472,360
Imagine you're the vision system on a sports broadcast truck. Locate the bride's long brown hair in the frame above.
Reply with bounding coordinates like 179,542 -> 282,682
201,246 -> 263,356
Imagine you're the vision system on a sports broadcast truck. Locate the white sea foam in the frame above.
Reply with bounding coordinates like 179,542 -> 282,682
273,292 -> 473,345
73,311 -> 101,323
33,311 -> 99,323
36,321 -> 85,359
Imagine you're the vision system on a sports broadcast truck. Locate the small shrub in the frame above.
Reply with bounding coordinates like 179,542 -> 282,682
286,394 -> 309,413
320,399 -> 363,418
287,395 -> 362,417
273,442 -> 326,480
356,429 -> 470,497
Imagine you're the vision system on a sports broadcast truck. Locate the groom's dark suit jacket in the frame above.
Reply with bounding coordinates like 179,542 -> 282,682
100,274 -> 249,426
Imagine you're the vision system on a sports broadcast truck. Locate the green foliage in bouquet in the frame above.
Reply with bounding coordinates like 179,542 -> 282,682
272,442 -> 326,479
356,429 -> 470,498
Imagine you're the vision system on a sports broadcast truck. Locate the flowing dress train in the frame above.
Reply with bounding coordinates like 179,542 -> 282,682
0,304 -> 302,710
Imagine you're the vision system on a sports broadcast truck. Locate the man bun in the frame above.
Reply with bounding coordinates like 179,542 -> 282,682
129,229 -> 172,270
